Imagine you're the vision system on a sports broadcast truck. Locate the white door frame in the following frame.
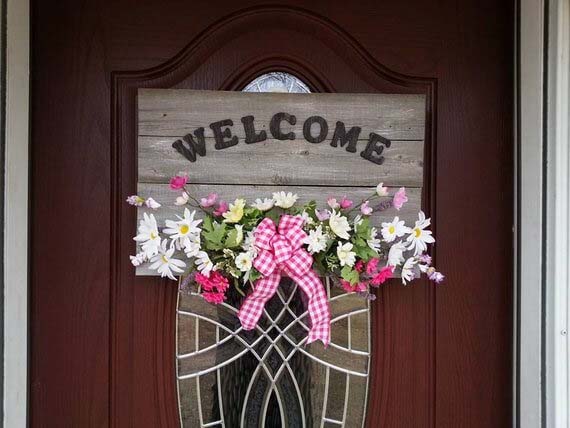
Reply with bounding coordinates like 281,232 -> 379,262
3,0 -> 29,426
517,0 -> 570,427
2,1 -> 568,427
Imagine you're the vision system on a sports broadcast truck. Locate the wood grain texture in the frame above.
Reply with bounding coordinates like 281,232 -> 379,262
139,137 -> 424,186
138,89 -> 426,140
31,2 -> 513,427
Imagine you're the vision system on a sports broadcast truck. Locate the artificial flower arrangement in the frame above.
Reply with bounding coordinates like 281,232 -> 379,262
128,173 -> 443,345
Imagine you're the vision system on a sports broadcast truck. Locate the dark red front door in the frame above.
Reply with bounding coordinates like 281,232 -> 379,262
31,2 -> 513,426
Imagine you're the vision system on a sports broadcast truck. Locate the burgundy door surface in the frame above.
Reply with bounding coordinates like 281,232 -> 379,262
31,2 -> 513,426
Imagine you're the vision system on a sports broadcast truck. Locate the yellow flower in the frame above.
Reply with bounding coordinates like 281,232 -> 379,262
223,198 -> 246,223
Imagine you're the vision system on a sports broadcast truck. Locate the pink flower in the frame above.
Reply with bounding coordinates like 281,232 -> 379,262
213,201 -> 229,217
339,197 -> 353,209
202,292 -> 226,304
428,270 -> 445,284
126,195 -> 145,207
169,174 -> 188,190
327,198 -> 340,209
196,271 -> 229,304
340,279 -> 354,293
144,197 -> 161,209
393,187 -> 408,210
340,279 -> 368,293
370,266 -> 394,286
354,260 -> 365,273
195,272 -> 215,291
210,271 -> 230,292
366,258 -> 379,275
315,209 -> 331,221
360,201 -> 373,215
200,193 -> 218,208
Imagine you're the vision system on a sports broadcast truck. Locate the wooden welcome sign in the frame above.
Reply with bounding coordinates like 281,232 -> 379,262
136,89 -> 426,275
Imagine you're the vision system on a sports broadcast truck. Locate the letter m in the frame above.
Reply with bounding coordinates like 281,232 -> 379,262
330,121 -> 361,153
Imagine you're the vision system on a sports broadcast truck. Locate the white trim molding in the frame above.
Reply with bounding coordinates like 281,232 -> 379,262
516,0 -> 546,426
517,0 -> 570,427
545,1 -> 570,427
3,0 -> 29,427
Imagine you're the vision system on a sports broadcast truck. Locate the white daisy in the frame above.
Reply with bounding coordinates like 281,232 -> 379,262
164,208 -> 202,249
133,212 -> 161,258
242,231 -> 258,258
406,211 -> 435,255
304,225 -> 328,254
272,192 -> 298,209
353,214 -> 363,232
235,252 -> 253,272
129,252 -> 147,267
195,251 -> 214,276
328,210 -> 351,240
300,210 -> 314,225
251,198 -> 274,211
387,241 -> 406,267
367,227 -> 381,252
149,240 -> 186,280
183,234 -> 201,258
381,216 -> 409,242
337,242 -> 356,267
401,257 -> 417,285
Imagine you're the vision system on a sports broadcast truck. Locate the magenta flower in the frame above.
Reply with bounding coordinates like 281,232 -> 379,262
200,193 -> 218,208
340,279 -> 368,293
354,260 -> 365,273
315,209 -> 331,221
360,201 -> 373,215
169,174 -> 188,190
366,258 -> 379,275
370,266 -> 394,286
339,197 -> 353,209
202,292 -> 226,304
213,201 -> 229,217
393,187 -> 408,211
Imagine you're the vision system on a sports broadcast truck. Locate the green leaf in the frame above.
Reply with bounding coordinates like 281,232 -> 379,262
203,221 -> 226,249
224,228 -> 240,248
340,265 -> 360,285
248,268 -> 262,283
202,215 -> 213,232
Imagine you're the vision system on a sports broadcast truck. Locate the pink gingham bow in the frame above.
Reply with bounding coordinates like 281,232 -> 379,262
237,215 -> 331,346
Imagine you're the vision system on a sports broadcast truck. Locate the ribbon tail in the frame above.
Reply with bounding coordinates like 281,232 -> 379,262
290,269 -> 331,346
237,273 -> 281,330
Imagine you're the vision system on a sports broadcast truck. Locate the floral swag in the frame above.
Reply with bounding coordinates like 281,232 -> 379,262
128,174 -> 444,346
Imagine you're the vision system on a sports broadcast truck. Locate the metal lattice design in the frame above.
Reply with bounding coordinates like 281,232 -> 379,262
176,278 -> 371,427
242,72 -> 311,94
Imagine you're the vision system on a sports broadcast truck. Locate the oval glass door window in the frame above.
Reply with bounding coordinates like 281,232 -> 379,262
176,73 -> 371,428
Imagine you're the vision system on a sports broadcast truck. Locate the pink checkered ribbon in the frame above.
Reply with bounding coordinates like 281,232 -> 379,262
237,215 -> 331,346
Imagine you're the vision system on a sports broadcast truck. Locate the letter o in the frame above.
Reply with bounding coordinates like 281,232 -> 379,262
303,116 -> 328,144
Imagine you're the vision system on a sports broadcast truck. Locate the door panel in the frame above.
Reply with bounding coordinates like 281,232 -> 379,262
31,2 -> 513,427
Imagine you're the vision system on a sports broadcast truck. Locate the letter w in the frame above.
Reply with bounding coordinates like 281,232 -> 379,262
172,127 -> 206,162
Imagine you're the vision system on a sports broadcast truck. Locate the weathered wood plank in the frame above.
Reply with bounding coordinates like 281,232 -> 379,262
134,184 -> 421,276
138,137 -> 423,186
138,89 -> 426,140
